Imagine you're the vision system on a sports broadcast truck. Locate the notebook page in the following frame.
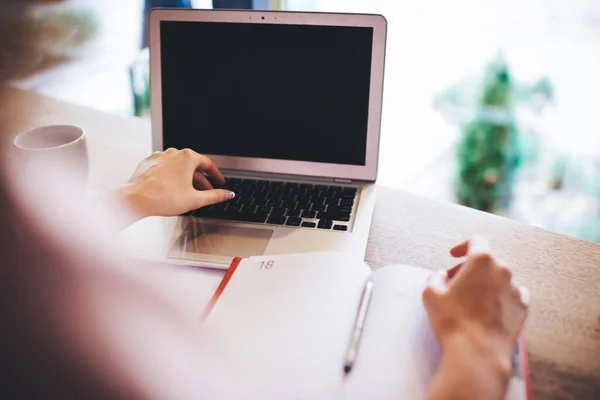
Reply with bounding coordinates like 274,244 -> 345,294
342,265 -> 528,400
201,253 -> 372,400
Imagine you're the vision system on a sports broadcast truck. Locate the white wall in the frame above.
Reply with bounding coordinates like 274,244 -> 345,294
191,0 -> 213,8
285,0 -> 317,11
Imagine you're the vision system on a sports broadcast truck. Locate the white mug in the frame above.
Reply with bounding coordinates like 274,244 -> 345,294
13,125 -> 89,184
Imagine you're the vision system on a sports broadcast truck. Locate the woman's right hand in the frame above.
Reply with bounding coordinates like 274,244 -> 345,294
117,148 -> 234,221
423,237 -> 529,376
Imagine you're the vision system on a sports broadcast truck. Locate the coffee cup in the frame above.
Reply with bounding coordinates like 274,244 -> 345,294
13,125 -> 89,183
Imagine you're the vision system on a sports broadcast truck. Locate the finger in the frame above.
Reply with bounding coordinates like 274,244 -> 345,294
426,270 -> 449,295
200,160 -> 226,186
450,240 -> 469,258
496,261 -> 512,283
193,171 -> 213,190
185,150 -> 225,186
451,238 -> 494,284
423,270 -> 448,310
509,276 -> 529,306
450,236 -> 491,258
446,262 -> 464,280
507,281 -> 529,311
190,189 -> 235,209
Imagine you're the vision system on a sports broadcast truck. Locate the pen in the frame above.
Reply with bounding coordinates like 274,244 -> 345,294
343,279 -> 374,374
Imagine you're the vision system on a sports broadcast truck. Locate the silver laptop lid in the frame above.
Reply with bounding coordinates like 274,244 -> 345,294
149,10 -> 387,182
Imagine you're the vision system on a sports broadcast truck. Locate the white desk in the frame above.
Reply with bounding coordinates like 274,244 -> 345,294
7,87 -> 600,398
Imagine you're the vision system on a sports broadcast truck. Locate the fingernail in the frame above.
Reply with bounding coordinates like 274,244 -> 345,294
228,191 -> 236,200
447,262 -> 463,279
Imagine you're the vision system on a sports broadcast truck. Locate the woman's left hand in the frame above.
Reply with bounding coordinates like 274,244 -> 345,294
117,148 -> 235,220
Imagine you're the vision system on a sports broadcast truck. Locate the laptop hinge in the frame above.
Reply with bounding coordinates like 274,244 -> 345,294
334,178 -> 353,183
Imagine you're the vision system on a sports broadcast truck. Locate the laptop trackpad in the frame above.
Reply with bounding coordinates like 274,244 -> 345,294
168,222 -> 273,260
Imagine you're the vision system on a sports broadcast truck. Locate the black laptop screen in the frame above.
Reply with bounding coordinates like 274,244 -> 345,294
160,20 -> 374,166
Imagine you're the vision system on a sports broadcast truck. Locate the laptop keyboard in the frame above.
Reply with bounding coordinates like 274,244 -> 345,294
187,177 -> 358,231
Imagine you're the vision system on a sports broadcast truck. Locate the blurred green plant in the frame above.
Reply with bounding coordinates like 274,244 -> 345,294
435,54 -> 554,213
130,48 -> 151,117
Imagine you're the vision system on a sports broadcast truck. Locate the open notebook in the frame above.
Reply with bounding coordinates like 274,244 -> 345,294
200,253 -> 531,400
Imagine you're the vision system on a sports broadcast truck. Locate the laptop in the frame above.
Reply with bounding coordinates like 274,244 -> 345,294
120,9 -> 387,269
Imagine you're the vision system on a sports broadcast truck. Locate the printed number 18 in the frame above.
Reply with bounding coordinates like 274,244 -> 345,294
260,260 -> 275,270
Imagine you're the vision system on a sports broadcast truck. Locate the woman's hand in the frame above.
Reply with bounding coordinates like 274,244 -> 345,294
424,236 -> 529,356
117,148 -> 235,220
424,237 -> 529,400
